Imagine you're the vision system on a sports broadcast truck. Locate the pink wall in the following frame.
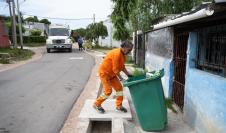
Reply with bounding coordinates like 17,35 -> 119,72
0,17 -> 10,48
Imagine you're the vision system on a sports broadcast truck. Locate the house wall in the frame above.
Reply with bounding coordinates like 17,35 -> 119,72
23,22 -> 48,36
98,19 -> 121,48
0,18 -> 9,48
184,32 -> 226,133
145,28 -> 174,97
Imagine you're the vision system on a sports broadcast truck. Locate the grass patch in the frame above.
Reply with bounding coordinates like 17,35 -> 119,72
92,44 -> 114,54
93,44 -> 113,50
92,47 -> 112,54
84,43 -> 113,54
83,42 -> 93,50
24,43 -> 46,47
0,48 -> 34,64
93,49 -> 111,54
0,53 -> 10,64
165,98 -> 177,113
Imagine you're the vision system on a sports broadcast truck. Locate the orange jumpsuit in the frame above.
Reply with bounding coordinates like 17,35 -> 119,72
94,48 -> 125,108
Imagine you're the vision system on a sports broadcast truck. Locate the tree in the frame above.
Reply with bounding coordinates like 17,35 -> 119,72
73,28 -> 86,37
2,16 -> 11,22
5,22 -> 25,43
133,0 -> 163,31
25,16 -> 39,22
39,19 -> 51,25
85,22 -> 108,44
111,0 -> 137,41
34,16 -> 39,22
5,22 -> 25,35
111,0 -> 211,33
96,22 -> 108,38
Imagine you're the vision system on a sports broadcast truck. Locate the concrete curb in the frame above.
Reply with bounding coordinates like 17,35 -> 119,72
0,46 -> 45,73
59,51 -> 103,133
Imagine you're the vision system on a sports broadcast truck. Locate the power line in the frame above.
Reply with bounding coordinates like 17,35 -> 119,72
0,1 -> 8,9
1,1 -> 107,21
23,13 -> 106,21
0,0 -> 24,4
1,0 -> 25,12
19,0 -> 26,5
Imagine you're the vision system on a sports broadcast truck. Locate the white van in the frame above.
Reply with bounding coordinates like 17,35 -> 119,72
46,25 -> 72,53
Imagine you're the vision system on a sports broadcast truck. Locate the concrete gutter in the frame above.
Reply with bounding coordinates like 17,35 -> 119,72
59,51 -> 103,133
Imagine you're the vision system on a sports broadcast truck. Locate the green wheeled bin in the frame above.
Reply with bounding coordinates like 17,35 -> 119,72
123,69 -> 167,131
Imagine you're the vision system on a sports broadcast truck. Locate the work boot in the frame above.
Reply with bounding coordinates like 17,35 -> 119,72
116,106 -> 127,113
93,104 -> 105,113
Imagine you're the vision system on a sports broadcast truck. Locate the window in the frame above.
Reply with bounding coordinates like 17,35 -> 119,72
196,25 -> 226,77
49,28 -> 69,36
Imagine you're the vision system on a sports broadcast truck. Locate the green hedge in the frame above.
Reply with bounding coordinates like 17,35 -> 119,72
16,36 -> 46,44
30,29 -> 42,36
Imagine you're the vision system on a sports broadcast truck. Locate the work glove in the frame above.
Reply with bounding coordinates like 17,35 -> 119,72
119,77 -> 126,82
127,74 -> 134,78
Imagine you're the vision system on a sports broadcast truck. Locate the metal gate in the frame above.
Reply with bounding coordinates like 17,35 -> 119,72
135,33 -> 145,68
173,32 -> 189,111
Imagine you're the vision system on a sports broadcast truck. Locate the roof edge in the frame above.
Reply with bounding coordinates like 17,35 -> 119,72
153,8 -> 214,30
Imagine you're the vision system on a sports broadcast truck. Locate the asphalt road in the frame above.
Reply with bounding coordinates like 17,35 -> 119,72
0,49 -> 95,133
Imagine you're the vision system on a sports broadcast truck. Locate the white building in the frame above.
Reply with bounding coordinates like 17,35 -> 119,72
23,22 -> 49,36
98,19 -> 121,48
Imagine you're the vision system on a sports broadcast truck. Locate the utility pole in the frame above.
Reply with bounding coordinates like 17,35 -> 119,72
7,0 -> 13,45
134,15 -> 138,65
93,14 -> 95,24
110,26 -> 112,48
12,0 -> 17,48
16,0 -> 23,49
93,13 -> 95,45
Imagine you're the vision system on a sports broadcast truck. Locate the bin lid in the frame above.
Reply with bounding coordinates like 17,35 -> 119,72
123,69 -> 164,87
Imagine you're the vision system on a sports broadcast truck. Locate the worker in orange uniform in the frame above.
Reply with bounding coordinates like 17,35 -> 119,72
93,40 -> 133,113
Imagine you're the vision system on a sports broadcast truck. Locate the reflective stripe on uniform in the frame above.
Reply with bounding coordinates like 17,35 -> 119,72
100,93 -> 109,99
116,91 -> 123,96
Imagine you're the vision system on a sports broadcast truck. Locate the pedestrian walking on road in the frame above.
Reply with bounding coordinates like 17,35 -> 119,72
93,40 -> 134,113
77,36 -> 84,51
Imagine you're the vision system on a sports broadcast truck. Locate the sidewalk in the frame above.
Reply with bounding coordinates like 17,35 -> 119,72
60,50 -> 195,133
123,86 -> 195,133
122,67 -> 195,133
